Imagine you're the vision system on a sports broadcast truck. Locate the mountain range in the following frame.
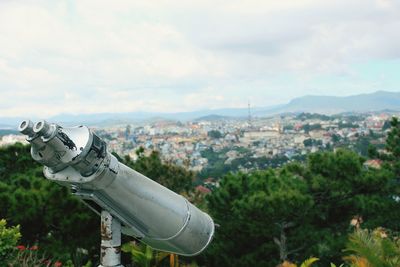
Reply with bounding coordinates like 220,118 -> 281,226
1,90 -> 399,129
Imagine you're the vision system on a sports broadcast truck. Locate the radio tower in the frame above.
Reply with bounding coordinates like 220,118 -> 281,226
248,100 -> 252,127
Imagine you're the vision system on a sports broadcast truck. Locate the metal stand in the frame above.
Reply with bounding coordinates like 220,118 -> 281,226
99,210 -> 124,267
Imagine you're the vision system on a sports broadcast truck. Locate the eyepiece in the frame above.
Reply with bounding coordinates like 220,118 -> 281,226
18,119 -> 35,137
33,120 -> 54,138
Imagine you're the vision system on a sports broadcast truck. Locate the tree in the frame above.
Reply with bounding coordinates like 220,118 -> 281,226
385,117 -> 400,159
331,134 -> 341,143
380,117 -> 400,196
368,144 -> 378,158
382,120 -> 391,131
303,139 -> 322,147
344,228 -> 400,267
205,169 -> 313,267
207,130 -> 222,139
296,113 -> 331,121
122,241 -> 181,267
0,219 -> 21,263
122,149 -> 194,194
354,136 -> 370,156
283,125 -> 294,131
339,122 -> 359,129
0,144 -> 99,262
278,257 -> 319,267
204,149 -> 400,266
302,124 -> 322,133
303,138 -> 313,147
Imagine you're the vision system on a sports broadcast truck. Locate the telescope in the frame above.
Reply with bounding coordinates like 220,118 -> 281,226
19,119 -> 214,267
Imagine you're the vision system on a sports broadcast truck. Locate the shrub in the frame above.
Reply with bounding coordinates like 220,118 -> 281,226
0,219 -> 21,263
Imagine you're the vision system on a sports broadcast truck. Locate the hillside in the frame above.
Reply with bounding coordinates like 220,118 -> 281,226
278,90 -> 400,114
1,91 -> 399,128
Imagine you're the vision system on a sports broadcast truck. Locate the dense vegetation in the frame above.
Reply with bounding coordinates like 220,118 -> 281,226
200,117 -> 400,266
0,145 -> 195,265
207,130 -> 223,139
1,117 -> 400,266
203,149 -> 399,266
295,113 -> 332,121
199,147 -> 300,179
0,143 -> 99,263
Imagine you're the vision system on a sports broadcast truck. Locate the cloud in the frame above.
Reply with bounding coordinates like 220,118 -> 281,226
0,0 -> 399,117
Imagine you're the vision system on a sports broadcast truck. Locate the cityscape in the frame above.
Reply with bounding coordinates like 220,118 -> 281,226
1,111 -> 395,180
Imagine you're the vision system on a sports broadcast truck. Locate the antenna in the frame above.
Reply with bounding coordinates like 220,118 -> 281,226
248,100 -> 252,127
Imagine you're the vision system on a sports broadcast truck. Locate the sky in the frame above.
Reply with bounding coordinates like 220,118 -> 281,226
0,0 -> 399,117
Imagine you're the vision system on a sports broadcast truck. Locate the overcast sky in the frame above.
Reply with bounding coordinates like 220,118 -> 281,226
0,0 -> 399,117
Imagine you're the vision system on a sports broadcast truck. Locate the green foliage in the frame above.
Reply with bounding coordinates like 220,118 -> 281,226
303,138 -> 322,147
382,117 -> 400,192
367,144 -> 378,158
383,120 -> 392,131
1,144 -> 196,264
332,134 -> 341,143
353,136 -> 371,156
8,247 -> 49,267
386,117 -> 400,159
337,114 -> 366,123
205,149 -> 400,266
302,123 -> 322,133
64,260 -> 92,267
122,242 -> 173,267
300,257 -> 319,267
339,122 -> 359,129
122,149 -> 194,193
199,148 -> 231,179
344,228 -> 400,267
283,125 -> 294,131
205,169 -> 313,266
296,113 -> 331,121
199,147 -> 293,179
330,263 -> 344,267
0,143 -> 99,262
277,257 -> 319,267
7,245 -> 86,267
0,219 -> 21,263
207,130 -> 223,139
122,242 -> 155,267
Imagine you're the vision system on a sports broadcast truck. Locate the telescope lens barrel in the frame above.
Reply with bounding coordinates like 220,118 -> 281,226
18,120 -> 35,137
33,120 -> 54,138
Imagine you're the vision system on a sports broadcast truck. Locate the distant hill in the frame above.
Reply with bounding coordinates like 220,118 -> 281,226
277,91 -> 400,114
0,117 -> 33,130
194,114 -> 234,122
0,129 -> 19,136
49,106 -> 283,126
1,91 -> 399,127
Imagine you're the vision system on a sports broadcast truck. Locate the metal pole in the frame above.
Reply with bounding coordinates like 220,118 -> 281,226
99,210 -> 124,267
